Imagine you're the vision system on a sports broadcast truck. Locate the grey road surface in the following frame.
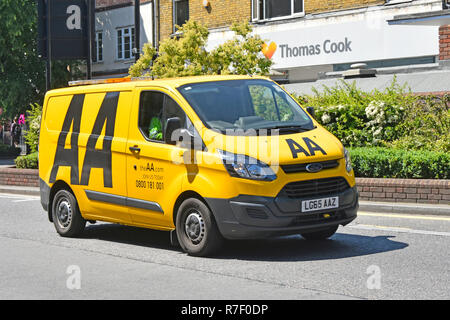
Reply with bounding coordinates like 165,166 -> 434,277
0,193 -> 449,300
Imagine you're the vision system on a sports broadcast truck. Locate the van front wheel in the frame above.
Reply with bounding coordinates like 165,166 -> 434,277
176,198 -> 224,257
52,189 -> 86,237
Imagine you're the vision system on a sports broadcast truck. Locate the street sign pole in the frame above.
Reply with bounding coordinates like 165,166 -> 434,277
46,0 -> 52,91
86,0 -> 93,79
135,0 -> 140,62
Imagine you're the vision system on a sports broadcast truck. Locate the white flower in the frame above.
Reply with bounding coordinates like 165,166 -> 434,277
373,127 -> 382,137
321,113 -> 331,124
365,101 -> 385,118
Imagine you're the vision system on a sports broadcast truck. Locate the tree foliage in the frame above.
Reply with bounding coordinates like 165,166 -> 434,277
129,20 -> 272,78
24,102 -> 42,153
0,0 -> 82,120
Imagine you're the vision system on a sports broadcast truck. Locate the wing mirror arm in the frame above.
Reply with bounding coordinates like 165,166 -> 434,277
164,117 -> 196,149
306,106 -> 316,119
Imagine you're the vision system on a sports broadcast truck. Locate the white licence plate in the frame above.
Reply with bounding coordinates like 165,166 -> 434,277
301,196 -> 339,213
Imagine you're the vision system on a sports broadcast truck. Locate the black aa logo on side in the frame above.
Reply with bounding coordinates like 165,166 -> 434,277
49,92 -> 120,188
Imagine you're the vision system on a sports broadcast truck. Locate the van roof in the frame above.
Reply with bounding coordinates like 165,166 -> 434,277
46,74 -> 270,96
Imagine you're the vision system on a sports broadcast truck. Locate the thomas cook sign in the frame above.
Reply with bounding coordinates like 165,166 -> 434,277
279,38 -> 353,58
38,0 -> 94,60
257,19 -> 438,69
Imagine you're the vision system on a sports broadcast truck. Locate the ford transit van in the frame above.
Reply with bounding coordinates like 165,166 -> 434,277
39,75 -> 358,256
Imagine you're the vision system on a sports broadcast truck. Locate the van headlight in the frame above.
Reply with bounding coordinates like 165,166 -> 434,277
218,150 -> 277,181
344,147 -> 352,172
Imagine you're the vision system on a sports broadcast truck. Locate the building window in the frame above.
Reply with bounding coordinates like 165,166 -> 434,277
117,27 -> 135,60
93,31 -> 103,62
252,0 -> 304,21
173,0 -> 189,32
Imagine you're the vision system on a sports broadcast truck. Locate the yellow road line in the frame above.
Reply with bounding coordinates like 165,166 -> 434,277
349,223 -> 450,237
355,223 -> 412,231
358,211 -> 450,222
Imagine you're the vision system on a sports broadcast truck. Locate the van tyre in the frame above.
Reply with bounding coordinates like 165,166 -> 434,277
52,189 -> 86,237
300,225 -> 338,240
176,198 -> 224,257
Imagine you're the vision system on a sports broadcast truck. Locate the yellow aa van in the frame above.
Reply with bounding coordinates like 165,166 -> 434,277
39,75 -> 358,256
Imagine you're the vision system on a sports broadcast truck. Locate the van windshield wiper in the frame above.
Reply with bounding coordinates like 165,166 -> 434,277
260,125 -> 313,133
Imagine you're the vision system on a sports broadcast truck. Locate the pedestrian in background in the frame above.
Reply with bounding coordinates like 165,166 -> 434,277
10,117 -> 21,147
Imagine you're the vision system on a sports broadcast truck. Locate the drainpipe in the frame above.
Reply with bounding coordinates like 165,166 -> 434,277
153,0 -> 160,49
134,0 -> 140,62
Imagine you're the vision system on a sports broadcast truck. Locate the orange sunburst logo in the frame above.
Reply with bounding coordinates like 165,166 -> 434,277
262,42 -> 277,59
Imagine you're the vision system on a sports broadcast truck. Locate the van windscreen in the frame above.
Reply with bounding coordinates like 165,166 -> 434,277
177,79 -> 314,133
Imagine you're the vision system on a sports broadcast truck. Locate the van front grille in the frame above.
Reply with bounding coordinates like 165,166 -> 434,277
246,208 -> 268,220
280,177 -> 350,199
281,160 -> 339,174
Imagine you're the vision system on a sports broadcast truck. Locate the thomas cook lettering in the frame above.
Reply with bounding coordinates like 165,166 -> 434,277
280,37 -> 352,58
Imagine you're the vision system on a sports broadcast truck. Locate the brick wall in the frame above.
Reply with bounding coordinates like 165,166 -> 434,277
1,167 -> 449,206
305,0 -> 384,14
159,0 -> 174,41
439,25 -> 450,61
356,178 -> 450,205
158,0 -> 387,41
189,1 -> 251,30
0,168 -> 39,187
159,0 -> 251,41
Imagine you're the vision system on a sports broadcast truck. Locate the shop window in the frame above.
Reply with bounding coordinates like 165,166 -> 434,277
252,0 -> 304,21
333,56 -> 436,72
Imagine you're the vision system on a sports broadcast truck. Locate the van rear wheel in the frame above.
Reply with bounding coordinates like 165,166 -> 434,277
176,198 -> 224,257
300,225 -> 338,240
52,189 -> 86,237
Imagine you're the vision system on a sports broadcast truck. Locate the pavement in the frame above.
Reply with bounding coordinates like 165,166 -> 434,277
0,184 -> 448,216
0,158 -> 15,167
0,192 -> 449,299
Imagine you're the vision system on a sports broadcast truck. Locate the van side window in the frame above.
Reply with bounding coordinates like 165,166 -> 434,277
139,91 -> 186,142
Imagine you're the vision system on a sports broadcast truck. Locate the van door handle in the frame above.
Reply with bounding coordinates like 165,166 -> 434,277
129,146 -> 141,153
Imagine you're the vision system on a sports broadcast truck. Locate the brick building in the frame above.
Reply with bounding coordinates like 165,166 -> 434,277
93,0 -> 450,86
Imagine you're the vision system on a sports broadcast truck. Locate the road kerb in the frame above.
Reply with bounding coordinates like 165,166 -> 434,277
359,200 -> 450,216
0,185 -> 40,197
1,185 -> 449,216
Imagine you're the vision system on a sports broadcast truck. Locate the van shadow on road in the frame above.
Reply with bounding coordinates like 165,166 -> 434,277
80,223 -> 408,262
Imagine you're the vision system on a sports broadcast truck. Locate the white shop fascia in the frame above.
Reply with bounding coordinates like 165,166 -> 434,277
207,0 -> 442,82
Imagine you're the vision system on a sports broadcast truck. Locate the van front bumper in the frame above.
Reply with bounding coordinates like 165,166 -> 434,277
205,186 -> 358,240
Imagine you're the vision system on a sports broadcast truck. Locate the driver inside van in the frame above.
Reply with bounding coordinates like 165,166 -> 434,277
149,116 -> 163,140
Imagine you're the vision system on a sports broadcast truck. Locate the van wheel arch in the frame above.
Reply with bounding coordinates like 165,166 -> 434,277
48,181 -> 75,222
173,191 -> 215,228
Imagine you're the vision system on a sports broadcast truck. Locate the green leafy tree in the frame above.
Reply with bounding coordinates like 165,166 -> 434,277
129,20 -> 272,78
0,0 -> 82,120
24,102 -> 42,153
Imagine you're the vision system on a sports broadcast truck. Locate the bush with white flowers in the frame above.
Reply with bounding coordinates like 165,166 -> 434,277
292,77 -> 448,153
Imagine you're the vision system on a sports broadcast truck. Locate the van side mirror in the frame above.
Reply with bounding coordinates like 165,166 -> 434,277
306,106 -> 316,119
164,117 -> 182,145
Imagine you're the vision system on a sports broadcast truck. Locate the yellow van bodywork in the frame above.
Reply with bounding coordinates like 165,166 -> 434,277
39,75 -> 358,239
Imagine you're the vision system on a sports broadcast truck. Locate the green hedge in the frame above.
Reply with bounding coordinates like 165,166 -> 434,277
349,147 -> 450,179
0,143 -> 21,157
15,152 -> 38,169
292,78 -> 450,153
